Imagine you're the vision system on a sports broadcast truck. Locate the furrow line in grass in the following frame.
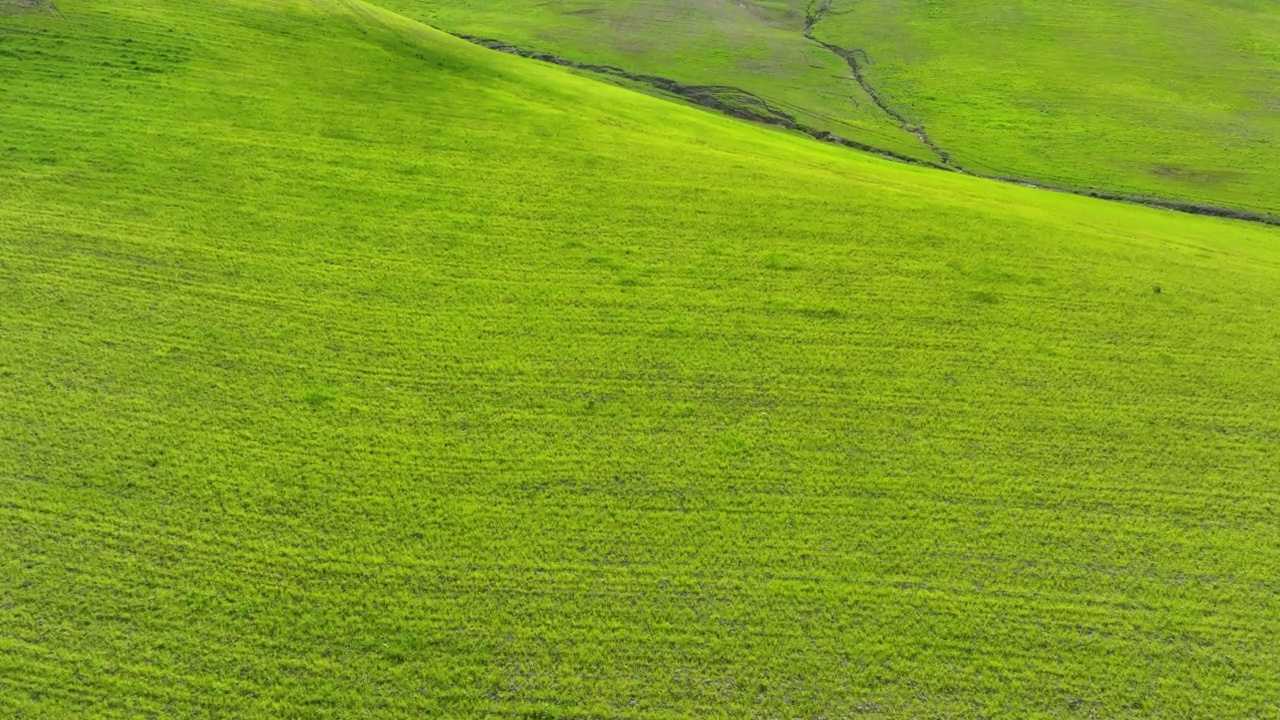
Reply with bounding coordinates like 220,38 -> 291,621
7,498 -> 1278,611
0,259 -> 1043,327
4,235 -> 1197,315
8,497 -> 1271,607
8,511 -> 1271,595
11,309 -> 1263,401
6,301 -> 1275,410
5,325 -> 1274,411
0,638 -> 292,708
5,422 -> 1274,512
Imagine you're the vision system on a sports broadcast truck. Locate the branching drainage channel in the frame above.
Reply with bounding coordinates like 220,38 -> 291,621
803,0 -> 951,166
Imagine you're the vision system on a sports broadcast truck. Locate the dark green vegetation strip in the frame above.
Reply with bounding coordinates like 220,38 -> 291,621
3,0 -> 1280,717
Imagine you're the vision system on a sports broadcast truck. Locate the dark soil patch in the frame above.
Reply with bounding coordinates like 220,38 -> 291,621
0,0 -> 58,16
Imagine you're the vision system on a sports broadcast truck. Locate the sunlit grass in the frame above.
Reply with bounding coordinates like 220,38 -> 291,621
1,0 -> 1279,717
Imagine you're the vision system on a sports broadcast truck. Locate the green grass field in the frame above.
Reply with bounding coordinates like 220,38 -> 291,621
3,0 -> 1280,717
384,0 -> 1280,216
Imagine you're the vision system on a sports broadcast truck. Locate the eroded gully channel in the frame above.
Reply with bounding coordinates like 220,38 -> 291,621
803,0 -> 951,166
445,18 -> 1280,227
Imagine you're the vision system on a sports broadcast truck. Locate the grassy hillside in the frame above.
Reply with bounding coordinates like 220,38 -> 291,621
382,0 -> 1280,216
370,0 -> 936,162
812,0 -> 1280,215
3,0 -> 1280,717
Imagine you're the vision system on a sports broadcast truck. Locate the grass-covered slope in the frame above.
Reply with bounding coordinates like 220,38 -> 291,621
2,0 -> 1280,717
383,0 -> 1280,217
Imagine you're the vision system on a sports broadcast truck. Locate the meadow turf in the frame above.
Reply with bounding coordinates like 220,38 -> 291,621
384,0 -> 1280,217
2,0 -> 1280,717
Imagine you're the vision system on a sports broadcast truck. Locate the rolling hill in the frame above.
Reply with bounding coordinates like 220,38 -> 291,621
2,0 -> 1279,717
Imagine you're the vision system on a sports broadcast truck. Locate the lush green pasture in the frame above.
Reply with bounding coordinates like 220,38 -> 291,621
3,0 -> 1280,717
813,0 -> 1280,215
387,0 -> 1280,215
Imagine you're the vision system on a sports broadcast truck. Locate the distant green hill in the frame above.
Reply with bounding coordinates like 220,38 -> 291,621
372,0 -> 939,162
3,0 -> 1280,717
813,0 -> 1280,215
380,0 -> 1280,217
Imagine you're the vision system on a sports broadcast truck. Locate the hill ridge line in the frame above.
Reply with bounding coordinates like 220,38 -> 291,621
444,28 -> 1280,228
